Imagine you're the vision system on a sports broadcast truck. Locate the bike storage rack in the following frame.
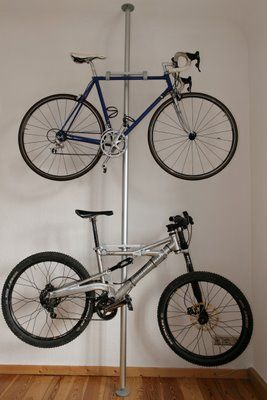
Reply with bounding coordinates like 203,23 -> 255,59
116,3 -> 134,397
1,3 -> 254,397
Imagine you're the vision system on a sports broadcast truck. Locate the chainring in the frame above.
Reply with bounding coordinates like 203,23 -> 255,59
100,129 -> 126,157
96,297 -> 118,320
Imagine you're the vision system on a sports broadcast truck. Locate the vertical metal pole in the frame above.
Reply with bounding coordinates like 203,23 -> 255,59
116,3 -> 134,398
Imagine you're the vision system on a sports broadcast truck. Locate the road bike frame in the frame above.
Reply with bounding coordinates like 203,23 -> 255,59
62,73 -> 174,145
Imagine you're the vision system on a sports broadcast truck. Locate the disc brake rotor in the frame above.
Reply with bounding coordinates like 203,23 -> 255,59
189,303 -> 219,331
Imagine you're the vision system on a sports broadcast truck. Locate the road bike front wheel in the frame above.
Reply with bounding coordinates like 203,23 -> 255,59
157,271 -> 253,366
2,252 -> 94,348
19,94 -> 105,181
148,93 -> 238,180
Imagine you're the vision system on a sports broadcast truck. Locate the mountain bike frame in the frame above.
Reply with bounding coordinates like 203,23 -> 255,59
62,72 -> 175,146
49,214 -> 203,306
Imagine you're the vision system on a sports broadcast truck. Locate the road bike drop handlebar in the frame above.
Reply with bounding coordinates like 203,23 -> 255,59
167,51 -> 201,75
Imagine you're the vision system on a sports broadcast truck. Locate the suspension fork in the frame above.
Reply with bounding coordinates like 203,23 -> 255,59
178,224 -> 204,305
182,250 -> 203,304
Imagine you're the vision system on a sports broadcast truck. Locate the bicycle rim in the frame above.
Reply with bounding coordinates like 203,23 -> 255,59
148,93 -> 238,180
18,94 -> 104,181
158,271 -> 253,366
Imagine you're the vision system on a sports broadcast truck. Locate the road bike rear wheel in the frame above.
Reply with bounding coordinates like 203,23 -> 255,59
19,94 -> 104,181
157,271 -> 253,366
2,252 -> 94,348
148,93 -> 238,180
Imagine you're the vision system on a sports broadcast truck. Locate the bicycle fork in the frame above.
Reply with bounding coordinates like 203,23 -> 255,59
171,92 -> 191,133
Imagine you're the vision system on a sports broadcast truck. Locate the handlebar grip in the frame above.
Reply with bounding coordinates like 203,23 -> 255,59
169,212 -> 194,226
169,215 -> 187,227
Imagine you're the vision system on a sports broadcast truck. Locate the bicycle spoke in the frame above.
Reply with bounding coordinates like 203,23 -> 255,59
162,276 -> 246,359
170,141 -> 190,169
156,119 -> 186,132
162,110 -> 184,131
150,94 -> 237,179
20,95 -> 103,179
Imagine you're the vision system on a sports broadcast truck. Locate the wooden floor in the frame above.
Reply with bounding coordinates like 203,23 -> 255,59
0,374 -> 260,400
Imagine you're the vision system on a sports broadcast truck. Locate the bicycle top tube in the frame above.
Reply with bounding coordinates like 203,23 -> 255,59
96,74 -> 169,81
65,72 -> 174,145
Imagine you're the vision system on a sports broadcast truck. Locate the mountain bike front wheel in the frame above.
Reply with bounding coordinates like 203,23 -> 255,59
148,93 -> 238,180
19,94 -> 104,181
157,271 -> 253,366
2,252 -> 94,348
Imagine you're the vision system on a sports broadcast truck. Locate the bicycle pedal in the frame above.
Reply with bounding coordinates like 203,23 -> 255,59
102,156 -> 111,173
125,295 -> 133,311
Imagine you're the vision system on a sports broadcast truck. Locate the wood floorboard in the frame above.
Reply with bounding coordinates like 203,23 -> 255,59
218,378 -> 258,400
0,374 -> 260,400
0,375 -> 17,398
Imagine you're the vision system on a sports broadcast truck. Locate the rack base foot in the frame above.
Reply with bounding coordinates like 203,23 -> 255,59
116,388 -> 129,397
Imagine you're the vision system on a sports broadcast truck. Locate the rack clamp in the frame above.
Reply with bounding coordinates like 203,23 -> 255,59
105,71 -> 148,80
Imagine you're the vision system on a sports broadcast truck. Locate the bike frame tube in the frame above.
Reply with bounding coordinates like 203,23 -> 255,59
66,74 -> 173,144
49,234 -> 176,300
48,228 -> 202,304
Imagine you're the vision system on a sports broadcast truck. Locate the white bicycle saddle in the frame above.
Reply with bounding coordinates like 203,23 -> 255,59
70,53 -> 106,63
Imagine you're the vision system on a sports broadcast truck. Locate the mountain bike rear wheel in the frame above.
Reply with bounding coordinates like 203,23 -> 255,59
19,94 -> 104,181
157,271 -> 253,366
148,93 -> 238,180
2,252 -> 94,348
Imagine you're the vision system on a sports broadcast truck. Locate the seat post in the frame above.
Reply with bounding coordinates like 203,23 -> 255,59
88,60 -> 97,77
90,217 -> 105,281
90,217 -> 100,248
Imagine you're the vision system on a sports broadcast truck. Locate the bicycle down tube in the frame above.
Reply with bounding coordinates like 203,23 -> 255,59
48,230 -> 203,305
65,74 -> 174,145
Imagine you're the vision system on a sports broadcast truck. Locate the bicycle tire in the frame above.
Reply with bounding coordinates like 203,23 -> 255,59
18,94 -> 105,181
148,93 -> 238,180
157,271 -> 253,366
2,252 -> 94,348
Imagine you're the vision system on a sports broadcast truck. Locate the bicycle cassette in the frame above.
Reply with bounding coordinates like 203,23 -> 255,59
100,129 -> 126,158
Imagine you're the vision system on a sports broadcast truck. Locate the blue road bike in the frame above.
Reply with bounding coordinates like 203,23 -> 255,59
18,51 -> 238,181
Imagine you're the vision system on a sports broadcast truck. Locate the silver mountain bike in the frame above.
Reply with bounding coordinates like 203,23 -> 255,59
2,210 -> 253,366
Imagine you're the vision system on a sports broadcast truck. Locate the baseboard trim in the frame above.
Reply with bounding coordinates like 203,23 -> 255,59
248,367 -> 267,400
0,365 -> 248,379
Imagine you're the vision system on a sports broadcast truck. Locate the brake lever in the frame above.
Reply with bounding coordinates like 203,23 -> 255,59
183,211 -> 194,225
186,51 -> 201,72
181,76 -> 192,92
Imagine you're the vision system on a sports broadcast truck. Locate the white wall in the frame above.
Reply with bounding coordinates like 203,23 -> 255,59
0,0 -> 253,369
245,1 -> 267,382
